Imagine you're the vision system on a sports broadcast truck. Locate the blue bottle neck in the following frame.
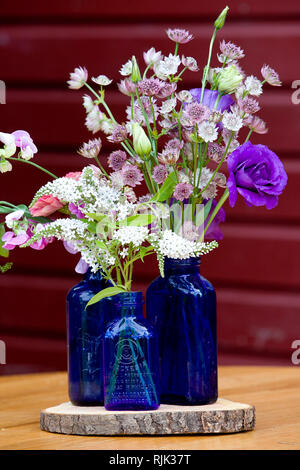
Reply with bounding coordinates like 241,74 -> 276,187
113,292 -> 144,319
164,257 -> 201,275
83,268 -> 103,283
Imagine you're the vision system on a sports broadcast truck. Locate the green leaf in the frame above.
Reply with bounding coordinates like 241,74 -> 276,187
120,213 -> 155,227
88,221 -> 97,233
95,240 -> 107,250
86,213 -> 107,222
151,172 -> 177,202
86,286 -> 125,308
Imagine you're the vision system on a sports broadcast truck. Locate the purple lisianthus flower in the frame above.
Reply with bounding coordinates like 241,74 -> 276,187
204,199 -> 225,240
189,88 -> 234,113
227,141 -> 288,209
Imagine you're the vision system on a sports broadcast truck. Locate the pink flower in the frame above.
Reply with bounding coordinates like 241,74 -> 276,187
261,64 -> 281,86
152,165 -> 168,184
2,231 -> 30,250
166,28 -> 193,44
219,40 -> 245,61
137,78 -> 165,97
107,125 -> 127,143
30,195 -> 64,217
121,164 -> 143,187
183,102 -> 210,125
237,96 -> 260,115
65,171 -> 82,180
244,115 -> 268,134
12,130 -> 38,160
67,66 -> 88,89
173,183 -> 193,201
108,150 -> 127,171
157,82 -> 177,99
118,78 -> 136,96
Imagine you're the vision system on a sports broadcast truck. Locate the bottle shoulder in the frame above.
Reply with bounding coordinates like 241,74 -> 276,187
147,273 -> 215,294
105,316 -> 155,339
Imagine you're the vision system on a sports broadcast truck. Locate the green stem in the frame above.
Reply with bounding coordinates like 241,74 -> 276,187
244,129 -> 253,143
200,131 -> 234,195
7,157 -> 58,179
200,28 -> 217,103
201,188 -> 229,241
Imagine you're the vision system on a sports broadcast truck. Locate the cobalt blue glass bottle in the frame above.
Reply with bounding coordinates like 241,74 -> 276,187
104,292 -> 160,411
67,269 -> 111,406
146,257 -> 217,405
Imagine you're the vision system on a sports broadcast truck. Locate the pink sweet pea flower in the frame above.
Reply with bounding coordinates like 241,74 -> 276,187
12,130 -> 38,160
2,231 -> 30,250
65,171 -> 82,181
30,195 -> 64,217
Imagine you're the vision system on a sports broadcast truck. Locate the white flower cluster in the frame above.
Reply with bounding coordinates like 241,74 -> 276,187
152,230 -> 218,260
31,177 -> 81,206
113,226 -> 149,247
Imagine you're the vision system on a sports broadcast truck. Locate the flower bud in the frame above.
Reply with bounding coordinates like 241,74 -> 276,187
132,123 -> 152,157
131,56 -> 141,84
0,159 -> 13,173
0,132 -> 16,158
214,6 -> 229,30
217,65 -> 243,94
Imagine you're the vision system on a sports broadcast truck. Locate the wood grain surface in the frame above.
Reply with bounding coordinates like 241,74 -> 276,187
0,366 -> 299,450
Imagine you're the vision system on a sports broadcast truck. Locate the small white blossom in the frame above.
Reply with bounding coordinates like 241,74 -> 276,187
82,95 -> 94,113
143,47 -> 162,66
67,66 -> 88,89
176,90 -> 193,103
197,121 -> 218,142
245,76 -> 263,96
85,106 -> 104,133
222,111 -> 243,132
154,54 -> 181,80
160,97 -> 177,114
119,59 -> 133,76
92,75 -> 113,86
113,226 -> 149,247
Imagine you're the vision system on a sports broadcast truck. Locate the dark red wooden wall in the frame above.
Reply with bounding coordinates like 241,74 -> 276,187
0,0 -> 300,374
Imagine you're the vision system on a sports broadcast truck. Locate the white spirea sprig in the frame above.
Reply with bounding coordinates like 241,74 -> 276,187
150,230 -> 218,260
113,226 -> 149,247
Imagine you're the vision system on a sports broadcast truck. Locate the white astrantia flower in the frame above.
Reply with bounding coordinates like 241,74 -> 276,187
194,167 -> 214,189
113,226 -> 149,247
176,90 -> 193,103
160,97 -> 177,114
85,106 -> 104,133
92,75 -> 113,86
222,111 -> 243,132
244,76 -> 263,96
143,47 -> 162,66
154,54 -> 181,80
119,59 -> 133,76
83,95 -> 94,113
197,121 -> 218,142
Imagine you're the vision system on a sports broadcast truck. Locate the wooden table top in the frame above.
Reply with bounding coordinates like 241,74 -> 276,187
0,366 -> 299,450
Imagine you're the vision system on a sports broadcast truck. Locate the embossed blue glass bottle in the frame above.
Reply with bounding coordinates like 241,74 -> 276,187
67,269 -> 111,406
104,292 -> 160,410
146,257 -> 217,405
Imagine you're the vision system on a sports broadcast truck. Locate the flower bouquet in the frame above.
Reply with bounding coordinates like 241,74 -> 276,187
0,7 -> 287,409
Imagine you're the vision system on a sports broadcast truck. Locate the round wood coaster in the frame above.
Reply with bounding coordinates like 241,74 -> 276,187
40,398 -> 255,435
